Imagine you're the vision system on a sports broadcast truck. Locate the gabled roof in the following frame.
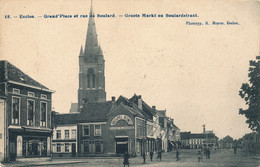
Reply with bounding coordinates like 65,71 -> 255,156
77,101 -> 115,123
0,60 -> 51,91
109,103 -> 146,119
54,113 -> 79,125
172,123 -> 180,130
129,94 -> 157,118
156,110 -> 166,117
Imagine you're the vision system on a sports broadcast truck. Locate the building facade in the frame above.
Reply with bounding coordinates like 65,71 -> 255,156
0,60 -> 54,162
52,113 -> 78,157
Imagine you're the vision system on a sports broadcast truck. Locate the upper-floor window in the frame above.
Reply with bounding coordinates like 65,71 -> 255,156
56,130 -> 61,139
27,100 -> 35,126
41,94 -> 47,99
12,96 -> 20,124
83,125 -> 90,136
95,125 -> 101,136
13,88 -> 20,94
40,102 -> 47,127
71,129 -> 76,139
28,92 -> 35,97
65,130 -> 69,139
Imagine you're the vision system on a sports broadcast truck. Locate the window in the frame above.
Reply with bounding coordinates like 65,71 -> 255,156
27,100 -> 35,126
41,94 -> 47,99
13,88 -> 20,94
40,102 -> 47,127
71,129 -> 76,139
28,92 -> 35,97
12,97 -> 20,124
87,75 -> 90,88
57,144 -> 61,152
65,143 -> 70,152
65,130 -> 69,139
83,125 -> 89,136
56,130 -> 61,139
92,74 -> 95,88
95,141 -> 102,153
87,68 -> 95,88
95,125 -> 101,136
84,141 -> 89,153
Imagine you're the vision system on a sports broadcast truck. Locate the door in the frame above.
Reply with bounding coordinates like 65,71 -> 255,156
9,141 -> 16,161
116,141 -> 128,154
72,143 -> 76,156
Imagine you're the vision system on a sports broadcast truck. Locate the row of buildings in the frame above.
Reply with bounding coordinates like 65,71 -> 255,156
0,60 -> 180,161
180,129 -> 219,149
52,95 -> 180,157
0,2 -> 180,162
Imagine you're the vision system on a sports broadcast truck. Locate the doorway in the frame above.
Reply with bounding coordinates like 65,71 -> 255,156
71,143 -> 76,156
116,137 -> 128,154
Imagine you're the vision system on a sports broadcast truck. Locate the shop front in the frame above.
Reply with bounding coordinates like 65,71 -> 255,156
8,127 -> 51,160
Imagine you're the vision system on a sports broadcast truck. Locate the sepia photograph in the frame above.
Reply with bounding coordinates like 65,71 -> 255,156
0,0 -> 259,166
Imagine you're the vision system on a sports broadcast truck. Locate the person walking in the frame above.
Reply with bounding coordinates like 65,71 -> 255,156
198,150 -> 202,162
176,150 -> 180,161
234,146 -> 237,154
205,148 -> 208,159
143,152 -> 146,164
149,150 -> 154,161
208,148 -> 211,159
123,151 -> 130,167
157,149 -> 162,161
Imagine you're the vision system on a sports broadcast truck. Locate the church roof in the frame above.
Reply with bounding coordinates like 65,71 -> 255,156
0,60 -> 51,91
77,101 -> 116,123
83,0 -> 103,57
54,113 -> 79,125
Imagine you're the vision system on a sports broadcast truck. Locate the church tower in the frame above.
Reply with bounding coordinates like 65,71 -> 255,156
78,1 -> 106,110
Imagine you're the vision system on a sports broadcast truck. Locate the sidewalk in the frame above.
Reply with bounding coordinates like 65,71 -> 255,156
1,159 -> 85,167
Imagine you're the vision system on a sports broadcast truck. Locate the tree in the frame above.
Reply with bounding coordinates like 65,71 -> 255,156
239,56 -> 260,132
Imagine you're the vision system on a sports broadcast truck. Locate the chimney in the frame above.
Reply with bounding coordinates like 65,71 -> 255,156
152,106 -> 156,110
138,95 -> 142,110
111,96 -> 115,102
203,125 -> 206,133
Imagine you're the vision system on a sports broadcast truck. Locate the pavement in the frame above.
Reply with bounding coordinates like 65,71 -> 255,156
1,149 -> 259,167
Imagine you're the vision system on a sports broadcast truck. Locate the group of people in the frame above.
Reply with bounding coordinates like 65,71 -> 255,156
198,148 -> 211,162
123,150 -> 163,166
123,148 -> 213,166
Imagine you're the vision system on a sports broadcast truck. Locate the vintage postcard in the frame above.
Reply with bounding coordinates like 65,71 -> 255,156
0,0 -> 259,166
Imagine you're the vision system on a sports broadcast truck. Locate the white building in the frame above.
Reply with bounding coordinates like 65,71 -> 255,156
52,113 -> 78,157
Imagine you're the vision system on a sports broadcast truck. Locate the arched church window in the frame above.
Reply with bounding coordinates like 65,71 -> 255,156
87,68 -> 95,88
87,74 -> 90,88
92,74 -> 95,88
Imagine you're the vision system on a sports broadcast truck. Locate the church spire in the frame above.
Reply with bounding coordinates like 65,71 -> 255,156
84,0 -> 102,57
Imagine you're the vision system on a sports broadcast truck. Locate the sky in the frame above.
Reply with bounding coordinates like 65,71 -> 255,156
0,0 -> 259,139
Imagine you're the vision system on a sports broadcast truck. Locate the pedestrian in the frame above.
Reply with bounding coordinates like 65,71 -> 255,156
176,150 -> 180,161
157,149 -> 162,161
143,152 -> 146,164
123,151 -> 130,167
150,150 -> 153,161
198,150 -> 202,162
205,148 -> 208,159
208,148 -> 211,159
234,147 -> 237,154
